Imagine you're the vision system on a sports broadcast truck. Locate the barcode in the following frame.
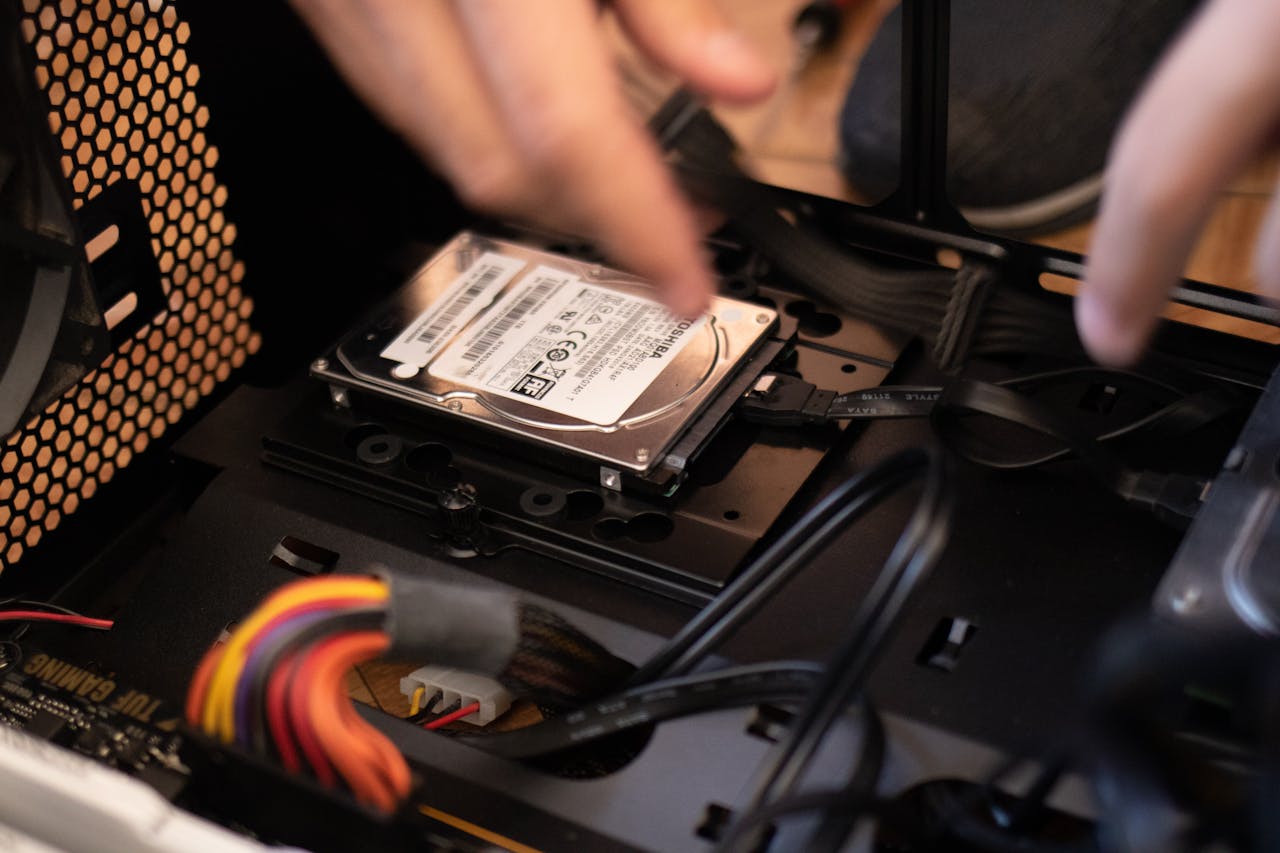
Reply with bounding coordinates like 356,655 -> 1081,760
414,265 -> 507,345
573,322 -> 632,378
461,276 -> 562,363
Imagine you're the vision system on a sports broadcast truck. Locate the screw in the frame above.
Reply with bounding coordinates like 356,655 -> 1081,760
590,264 -> 603,277
1171,586 -> 1202,615
329,387 -> 349,408
756,313 -> 770,324
635,447 -> 650,463
447,400 -> 463,411
604,473 -> 618,488
312,358 -> 329,372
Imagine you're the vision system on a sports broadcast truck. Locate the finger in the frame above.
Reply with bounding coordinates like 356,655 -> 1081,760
1253,174 -> 1280,298
456,0 -> 715,316
612,0 -> 775,104
289,0 -> 528,214
1078,0 -> 1280,365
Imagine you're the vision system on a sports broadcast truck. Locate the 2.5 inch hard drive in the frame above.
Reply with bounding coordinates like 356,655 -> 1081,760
313,233 -> 780,490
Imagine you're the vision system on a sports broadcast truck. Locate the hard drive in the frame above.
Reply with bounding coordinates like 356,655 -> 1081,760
313,233 -> 779,487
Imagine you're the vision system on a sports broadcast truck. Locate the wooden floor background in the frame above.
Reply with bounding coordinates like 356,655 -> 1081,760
620,0 -> 1280,343
351,0 -> 1280,720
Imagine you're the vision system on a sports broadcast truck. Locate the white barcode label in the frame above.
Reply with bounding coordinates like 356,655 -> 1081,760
381,251 -> 526,367
458,270 -> 564,364
430,268 -> 705,426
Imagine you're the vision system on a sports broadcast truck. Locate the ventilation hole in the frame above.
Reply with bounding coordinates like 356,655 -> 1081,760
405,442 -> 452,473
566,490 -> 604,521
592,518 -> 627,542
785,300 -> 843,337
723,510 -> 740,521
783,300 -> 811,318
1,1 -> 261,573
840,363 -> 858,374
626,513 -> 673,543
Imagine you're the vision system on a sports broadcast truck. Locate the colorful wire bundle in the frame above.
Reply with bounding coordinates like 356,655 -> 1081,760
186,570 -> 639,814
185,575 -> 410,813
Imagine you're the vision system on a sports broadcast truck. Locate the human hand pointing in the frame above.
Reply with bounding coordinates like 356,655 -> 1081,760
289,0 -> 775,316
1077,0 -> 1280,365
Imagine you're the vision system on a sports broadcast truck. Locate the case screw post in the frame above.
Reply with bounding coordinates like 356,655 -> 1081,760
438,483 -> 481,539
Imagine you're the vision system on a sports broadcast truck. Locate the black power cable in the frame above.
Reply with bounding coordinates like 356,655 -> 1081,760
631,448 -> 935,685
804,700 -> 888,851
714,701 -> 886,853
739,366 -> 1238,528
466,663 -> 821,760
720,447 -> 953,851
931,379 -> 1220,528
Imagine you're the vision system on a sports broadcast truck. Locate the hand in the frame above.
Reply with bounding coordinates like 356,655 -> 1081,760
1077,0 -> 1280,365
288,0 -> 775,316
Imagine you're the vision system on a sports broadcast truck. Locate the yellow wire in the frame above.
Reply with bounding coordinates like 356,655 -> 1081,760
409,685 -> 426,717
202,576 -> 389,741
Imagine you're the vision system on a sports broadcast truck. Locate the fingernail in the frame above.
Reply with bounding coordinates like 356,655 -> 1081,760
1075,290 -> 1143,367
703,30 -> 771,81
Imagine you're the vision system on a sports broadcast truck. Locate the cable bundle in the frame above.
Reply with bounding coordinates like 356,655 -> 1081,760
501,603 -> 635,711
645,88 -> 1085,370
186,571 -> 636,813
185,575 -> 407,813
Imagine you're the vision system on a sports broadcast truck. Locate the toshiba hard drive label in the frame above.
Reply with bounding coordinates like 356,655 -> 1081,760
429,265 -> 705,425
381,252 -> 526,367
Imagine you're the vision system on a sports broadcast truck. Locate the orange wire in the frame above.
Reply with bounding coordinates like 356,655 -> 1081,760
304,632 -> 409,812
337,676 -> 410,797
186,641 -> 225,726
322,661 -> 390,805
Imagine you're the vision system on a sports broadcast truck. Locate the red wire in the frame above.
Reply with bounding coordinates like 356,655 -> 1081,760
425,702 -> 481,730
287,649 -> 337,788
266,651 -> 300,774
0,611 -> 112,629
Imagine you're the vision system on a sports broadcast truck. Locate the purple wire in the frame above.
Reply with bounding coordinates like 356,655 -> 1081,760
234,610 -> 332,749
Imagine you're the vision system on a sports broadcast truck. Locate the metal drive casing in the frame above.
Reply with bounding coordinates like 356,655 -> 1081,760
313,232 -> 777,475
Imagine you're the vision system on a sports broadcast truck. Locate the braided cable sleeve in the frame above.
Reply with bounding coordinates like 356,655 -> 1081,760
498,603 -> 636,709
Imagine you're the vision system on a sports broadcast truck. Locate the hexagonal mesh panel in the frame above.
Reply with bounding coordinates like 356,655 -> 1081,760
0,0 -> 261,571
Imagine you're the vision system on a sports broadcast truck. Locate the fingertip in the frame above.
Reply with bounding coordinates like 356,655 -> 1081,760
1253,213 -> 1280,300
1074,288 -> 1149,367
615,0 -> 775,105
663,267 -> 715,318
699,30 -> 777,102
